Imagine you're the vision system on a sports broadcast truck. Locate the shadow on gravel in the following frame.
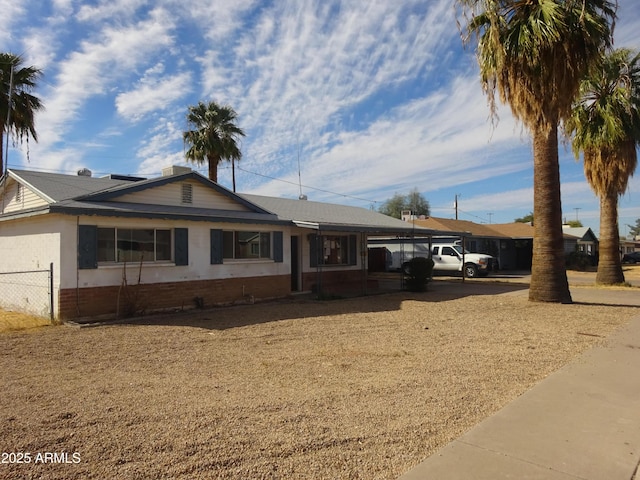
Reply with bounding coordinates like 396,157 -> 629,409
572,301 -> 640,309
108,280 -> 531,331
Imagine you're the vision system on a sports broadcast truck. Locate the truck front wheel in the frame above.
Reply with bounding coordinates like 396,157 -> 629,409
464,264 -> 478,278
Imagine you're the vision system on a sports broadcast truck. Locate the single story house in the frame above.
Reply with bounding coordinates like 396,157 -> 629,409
373,217 -> 594,271
411,217 -> 534,270
0,168 -> 440,320
561,226 -> 599,255
620,237 -> 640,255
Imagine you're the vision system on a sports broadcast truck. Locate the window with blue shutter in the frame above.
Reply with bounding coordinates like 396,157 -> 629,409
78,225 -> 98,269
309,234 -> 320,267
349,235 -> 357,265
210,229 -> 223,264
273,231 -> 284,263
174,228 -> 188,266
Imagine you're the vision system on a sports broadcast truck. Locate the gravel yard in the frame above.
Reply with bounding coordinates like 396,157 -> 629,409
1,280 -> 639,479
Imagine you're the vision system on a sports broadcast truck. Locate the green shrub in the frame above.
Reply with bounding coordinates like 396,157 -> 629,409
566,251 -> 596,271
403,257 -> 434,292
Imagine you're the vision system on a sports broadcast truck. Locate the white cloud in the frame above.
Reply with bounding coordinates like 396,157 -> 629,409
198,0 -> 459,171
29,7 -> 177,171
76,0 -> 148,22
115,71 -> 192,122
0,0 -> 25,47
246,72 -> 527,203
135,120 -> 184,174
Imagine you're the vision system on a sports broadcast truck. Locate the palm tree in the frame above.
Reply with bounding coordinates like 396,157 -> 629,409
183,101 -> 245,188
457,0 -> 616,303
0,53 -> 43,175
566,48 -> 640,285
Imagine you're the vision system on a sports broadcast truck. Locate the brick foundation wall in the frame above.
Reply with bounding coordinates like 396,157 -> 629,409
58,274 -> 290,320
302,269 -> 376,295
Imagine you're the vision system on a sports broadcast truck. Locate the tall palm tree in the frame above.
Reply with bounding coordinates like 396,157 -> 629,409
0,53 -> 43,175
183,101 -> 245,187
566,48 -> 640,285
457,0 -> 616,303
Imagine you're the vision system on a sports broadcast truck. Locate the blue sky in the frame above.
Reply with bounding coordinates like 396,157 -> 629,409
3,0 -> 640,235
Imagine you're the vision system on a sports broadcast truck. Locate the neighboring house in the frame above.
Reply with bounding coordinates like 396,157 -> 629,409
561,226 -> 599,255
620,237 -> 640,255
0,168 -> 437,320
411,217 -> 533,270
374,217 -> 597,271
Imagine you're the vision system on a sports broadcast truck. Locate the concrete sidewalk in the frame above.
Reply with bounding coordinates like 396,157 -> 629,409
399,291 -> 640,479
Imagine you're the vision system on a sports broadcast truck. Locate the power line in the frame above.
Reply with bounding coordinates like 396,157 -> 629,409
4,161 -> 381,206
234,165 -> 380,205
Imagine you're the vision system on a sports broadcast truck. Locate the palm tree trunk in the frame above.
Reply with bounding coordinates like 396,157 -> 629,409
529,125 -> 572,303
207,157 -> 218,183
596,192 -> 625,284
232,159 -> 236,192
0,127 -> 4,176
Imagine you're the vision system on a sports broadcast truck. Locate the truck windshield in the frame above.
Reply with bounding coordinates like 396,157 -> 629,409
453,245 -> 470,255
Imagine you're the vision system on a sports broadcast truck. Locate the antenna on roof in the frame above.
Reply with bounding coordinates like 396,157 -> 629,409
297,134 -> 307,200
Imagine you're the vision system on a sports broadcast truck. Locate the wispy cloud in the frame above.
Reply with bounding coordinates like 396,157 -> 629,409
0,0 -> 26,47
244,73 -> 526,202
28,7 -> 177,170
115,69 -> 192,122
2,0 -> 638,235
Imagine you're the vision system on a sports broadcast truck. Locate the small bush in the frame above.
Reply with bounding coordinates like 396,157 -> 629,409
403,257 -> 434,292
566,251 -> 596,271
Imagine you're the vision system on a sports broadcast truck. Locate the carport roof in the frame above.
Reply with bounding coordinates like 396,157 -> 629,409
242,194 -> 444,236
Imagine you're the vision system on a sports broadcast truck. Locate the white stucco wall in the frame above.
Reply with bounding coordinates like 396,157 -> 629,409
0,212 -> 368,317
72,216 -> 292,289
0,215 -> 62,317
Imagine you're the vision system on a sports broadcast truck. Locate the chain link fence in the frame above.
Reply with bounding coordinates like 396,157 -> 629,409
0,263 -> 53,319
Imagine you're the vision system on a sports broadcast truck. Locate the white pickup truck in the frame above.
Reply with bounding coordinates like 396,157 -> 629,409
430,244 -> 496,278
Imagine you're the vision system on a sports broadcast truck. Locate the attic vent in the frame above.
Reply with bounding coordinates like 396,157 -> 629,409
181,183 -> 193,204
16,184 -> 23,203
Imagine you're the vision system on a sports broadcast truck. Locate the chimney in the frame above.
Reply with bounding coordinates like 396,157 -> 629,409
162,165 -> 192,177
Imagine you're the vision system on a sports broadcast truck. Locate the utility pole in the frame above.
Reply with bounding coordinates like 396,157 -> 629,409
574,207 -> 581,222
487,212 -> 493,224
454,194 -> 460,220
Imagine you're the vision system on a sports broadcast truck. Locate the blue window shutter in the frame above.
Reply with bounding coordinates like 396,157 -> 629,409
210,229 -> 223,264
309,234 -> 321,267
349,235 -> 357,265
78,225 -> 98,269
174,228 -> 188,266
273,231 -> 284,263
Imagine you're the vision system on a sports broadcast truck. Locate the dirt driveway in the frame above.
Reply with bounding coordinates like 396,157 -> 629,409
1,280 -> 639,479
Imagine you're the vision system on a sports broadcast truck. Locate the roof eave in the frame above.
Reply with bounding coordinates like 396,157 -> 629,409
6,169 -> 55,203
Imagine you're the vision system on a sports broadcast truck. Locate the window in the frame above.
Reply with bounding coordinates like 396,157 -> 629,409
441,246 -> 457,256
322,235 -> 349,265
310,234 -> 357,267
97,228 -> 172,263
222,231 -> 271,259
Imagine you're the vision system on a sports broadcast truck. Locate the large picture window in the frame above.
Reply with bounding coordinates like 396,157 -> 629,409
310,234 -> 357,267
222,231 -> 271,259
97,228 -> 172,263
322,235 -> 349,265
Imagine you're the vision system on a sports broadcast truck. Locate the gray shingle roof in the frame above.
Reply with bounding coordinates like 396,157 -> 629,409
241,194 -> 435,234
2,169 -> 440,235
8,169 -> 135,202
